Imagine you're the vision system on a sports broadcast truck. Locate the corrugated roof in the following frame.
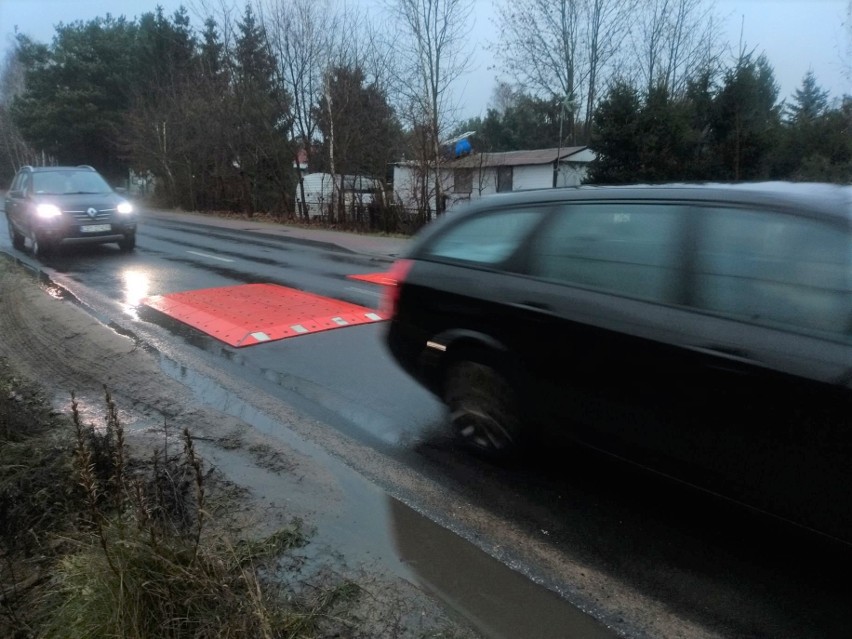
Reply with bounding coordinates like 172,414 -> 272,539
446,146 -> 588,168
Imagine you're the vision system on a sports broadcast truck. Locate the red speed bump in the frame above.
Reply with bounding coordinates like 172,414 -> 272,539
347,271 -> 396,286
143,283 -> 385,347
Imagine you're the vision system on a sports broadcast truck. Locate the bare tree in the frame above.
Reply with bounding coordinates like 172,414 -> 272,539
489,80 -> 520,115
387,0 -> 474,218
262,0 -> 400,224
495,0 -> 576,136
0,38 -> 39,179
474,152 -> 493,197
628,0 -> 723,95
843,0 -> 852,88
262,0 -> 339,219
322,6 -> 368,224
493,0 -> 635,144
583,0 -> 636,140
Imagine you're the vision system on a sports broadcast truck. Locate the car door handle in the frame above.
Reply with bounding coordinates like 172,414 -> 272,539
511,301 -> 553,312
687,344 -> 755,373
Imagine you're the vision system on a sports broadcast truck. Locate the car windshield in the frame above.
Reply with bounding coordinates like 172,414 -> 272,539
32,170 -> 112,195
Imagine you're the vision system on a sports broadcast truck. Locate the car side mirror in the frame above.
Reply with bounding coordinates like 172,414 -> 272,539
8,189 -> 22,198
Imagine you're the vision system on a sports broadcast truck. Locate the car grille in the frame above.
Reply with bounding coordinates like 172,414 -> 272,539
65,207 -> 115,223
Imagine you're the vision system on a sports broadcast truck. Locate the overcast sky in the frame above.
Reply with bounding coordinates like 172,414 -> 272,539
1,0 -> 849,117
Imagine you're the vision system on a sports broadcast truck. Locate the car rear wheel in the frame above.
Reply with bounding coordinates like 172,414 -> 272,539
444,360 -> 521,458
31,233 -> 54,258
7,220 -> 24,250
118,232 -> 136,252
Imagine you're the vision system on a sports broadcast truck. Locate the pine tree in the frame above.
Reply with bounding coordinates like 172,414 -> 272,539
10,17 -> 138,178
708,54 -> 782,181
314,65 -> 403,179
785,71 -> 830,124
232,3 -> 293,214
587,81 -> 642,184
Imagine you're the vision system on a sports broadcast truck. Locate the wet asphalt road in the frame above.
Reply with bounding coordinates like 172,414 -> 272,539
2,206 -> 851,638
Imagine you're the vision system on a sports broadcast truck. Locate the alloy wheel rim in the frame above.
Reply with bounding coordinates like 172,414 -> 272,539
450,406 -> 512,451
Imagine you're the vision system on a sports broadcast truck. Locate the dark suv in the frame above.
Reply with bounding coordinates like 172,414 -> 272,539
5,165 -> 137,256
383,182 -> 852,544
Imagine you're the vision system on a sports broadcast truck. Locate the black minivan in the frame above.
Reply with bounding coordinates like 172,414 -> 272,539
383,183 -> 852,544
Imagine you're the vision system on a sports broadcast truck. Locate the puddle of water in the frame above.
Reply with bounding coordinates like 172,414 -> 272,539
386,497 -> 616,639
156,355 -> 618,639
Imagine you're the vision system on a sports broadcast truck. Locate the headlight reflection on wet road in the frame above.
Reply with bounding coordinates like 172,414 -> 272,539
121,269 -> 151,317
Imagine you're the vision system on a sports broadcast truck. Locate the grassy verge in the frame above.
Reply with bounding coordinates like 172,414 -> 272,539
0,361 -> 469,638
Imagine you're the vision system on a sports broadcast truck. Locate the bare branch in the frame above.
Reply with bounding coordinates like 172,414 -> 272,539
386,0 -> 475,216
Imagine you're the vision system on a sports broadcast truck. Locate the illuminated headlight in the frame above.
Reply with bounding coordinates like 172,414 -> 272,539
117,201 -> 133,214
36,203 -> 62,219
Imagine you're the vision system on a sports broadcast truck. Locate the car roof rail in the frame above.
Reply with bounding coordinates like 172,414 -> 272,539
20,165 -> 33,172
77,164 -> 96,171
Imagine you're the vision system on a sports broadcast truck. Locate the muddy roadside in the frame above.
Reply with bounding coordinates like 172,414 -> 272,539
0,257 -> 484,638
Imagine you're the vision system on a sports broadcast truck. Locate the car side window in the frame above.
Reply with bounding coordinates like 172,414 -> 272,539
424,208 -> 544,265
527,203 -> 683,303
9,172 -> 23,193
19,173 -> 31,197
693,206 -> 851,339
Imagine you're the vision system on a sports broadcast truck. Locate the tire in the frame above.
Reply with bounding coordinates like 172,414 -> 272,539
8,220 -> 25,250
118,232 -> 136,252
31,233 -> 54,258
443,359 -> 522,458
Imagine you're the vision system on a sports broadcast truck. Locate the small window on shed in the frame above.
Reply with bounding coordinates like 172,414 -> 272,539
497,166 -> 513,192
454,169 -> 473,194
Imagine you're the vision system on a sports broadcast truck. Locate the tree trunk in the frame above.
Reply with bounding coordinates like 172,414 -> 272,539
325,78 -> 339,223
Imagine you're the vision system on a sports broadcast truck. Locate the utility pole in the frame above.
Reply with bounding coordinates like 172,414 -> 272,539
553,96 -> 567,188
553,94 -> 577,187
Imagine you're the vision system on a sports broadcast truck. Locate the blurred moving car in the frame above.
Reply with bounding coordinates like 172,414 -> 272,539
383,182 -> 852,544
5,165 -> 137,257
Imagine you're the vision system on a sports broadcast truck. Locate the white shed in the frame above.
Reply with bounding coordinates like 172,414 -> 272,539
443,146 -> 595,211
392,146 -> 595,215
296,172 -> 383,219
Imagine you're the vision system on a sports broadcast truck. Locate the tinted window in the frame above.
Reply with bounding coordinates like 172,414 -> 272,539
425,208 -> 544,264
528,203 -> 683,303
694,206 -> 851,338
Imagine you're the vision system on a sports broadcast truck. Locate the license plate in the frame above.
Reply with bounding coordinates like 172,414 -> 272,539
80,224 -> 111,233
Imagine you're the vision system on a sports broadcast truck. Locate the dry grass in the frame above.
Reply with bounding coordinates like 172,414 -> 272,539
0,359 -> 477,639
0,370 -> 353,639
